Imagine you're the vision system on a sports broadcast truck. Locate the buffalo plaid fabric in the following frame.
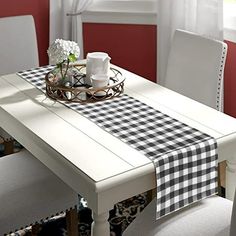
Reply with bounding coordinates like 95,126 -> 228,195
17,66 -> 218,220
17,65 -> 55,91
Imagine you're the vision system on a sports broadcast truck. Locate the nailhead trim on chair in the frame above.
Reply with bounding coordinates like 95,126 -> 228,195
3,205 -> 77,235
216,45 -> 227,111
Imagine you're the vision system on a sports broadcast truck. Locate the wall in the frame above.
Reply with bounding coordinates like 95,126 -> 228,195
224,40 -> 236,117
83,23 -> 157,82
0,0 -> 49,66
83,23 -> 236,118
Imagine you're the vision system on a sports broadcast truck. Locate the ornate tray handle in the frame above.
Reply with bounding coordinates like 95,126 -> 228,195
45,64 -> 125,103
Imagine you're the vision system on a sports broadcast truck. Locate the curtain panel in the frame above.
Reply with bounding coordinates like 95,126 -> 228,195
49,0 -> 93,59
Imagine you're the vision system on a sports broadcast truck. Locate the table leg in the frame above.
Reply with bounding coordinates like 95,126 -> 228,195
226,160 -> 236,200
91,211 -> 110,236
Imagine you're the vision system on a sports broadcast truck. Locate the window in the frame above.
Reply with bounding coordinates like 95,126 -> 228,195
224,0 -> 236,28
88,0 -> 156,13
86,0 -> 236,42
84,0 -> 156,25
224,0 -> 236,41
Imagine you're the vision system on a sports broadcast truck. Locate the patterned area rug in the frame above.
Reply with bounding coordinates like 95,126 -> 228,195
0,143 -> 150,236
10,194 -> 149,236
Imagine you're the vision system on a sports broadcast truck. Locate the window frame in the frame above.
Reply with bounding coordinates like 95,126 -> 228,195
84,0 -> 236,42
84,0 -> 156,25
224,1 -> 236,42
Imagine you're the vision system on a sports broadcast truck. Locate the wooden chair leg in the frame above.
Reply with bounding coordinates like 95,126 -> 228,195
218,164 -> 222,196
66,207 -> 79,236
4,139 -> 14,155
146,189 -> 156,204
31,223 -> 41,236
0,136 -> 4,145
218,161 -> 226,197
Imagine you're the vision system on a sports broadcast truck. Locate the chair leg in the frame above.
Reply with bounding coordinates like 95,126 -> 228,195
4,139 -> 14,155
0,136 -> 4,144
218,161 -> 226,197
31,223 -> 41,236
146,189 -> 156,204
66,207 -> 79,236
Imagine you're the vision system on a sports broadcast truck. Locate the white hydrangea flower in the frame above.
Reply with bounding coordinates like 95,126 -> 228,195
47,39 -> 80,65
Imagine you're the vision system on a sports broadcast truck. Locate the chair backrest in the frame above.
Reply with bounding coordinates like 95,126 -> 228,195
0,15 -> 39,75
164,29 -> 227,111
230,191 -> 236,236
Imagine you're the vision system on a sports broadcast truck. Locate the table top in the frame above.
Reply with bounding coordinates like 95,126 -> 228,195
1,63 -> 236,211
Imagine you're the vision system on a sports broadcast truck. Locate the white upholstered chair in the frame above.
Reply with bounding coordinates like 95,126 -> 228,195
123,192 -> 235,236
124,30 -> 232,236
0,149 -> 78,235
0,15 -> 79,235
164,29 -> 228,191
164,29 -> 227,112
0,15 -> 39,74
0,15 -> 39,154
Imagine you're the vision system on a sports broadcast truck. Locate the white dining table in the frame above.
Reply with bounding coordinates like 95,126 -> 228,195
0,62 -> 236,236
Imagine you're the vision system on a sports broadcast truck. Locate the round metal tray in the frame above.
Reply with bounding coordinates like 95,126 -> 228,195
45,64 -> 125,103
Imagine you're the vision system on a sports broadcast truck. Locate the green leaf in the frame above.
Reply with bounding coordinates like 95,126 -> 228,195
68,54 -> 77,62
56,63 -> 62,68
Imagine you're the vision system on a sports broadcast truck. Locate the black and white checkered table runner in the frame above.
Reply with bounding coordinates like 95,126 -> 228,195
17,66 -> 218,219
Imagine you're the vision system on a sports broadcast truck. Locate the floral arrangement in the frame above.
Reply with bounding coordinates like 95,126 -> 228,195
47,39 -> 80,80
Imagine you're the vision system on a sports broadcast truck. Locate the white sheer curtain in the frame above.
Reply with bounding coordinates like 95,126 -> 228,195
157,0 -> 224,85
71,0 -> 93,59
50,0 -> 93,59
